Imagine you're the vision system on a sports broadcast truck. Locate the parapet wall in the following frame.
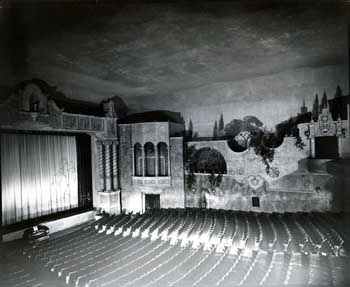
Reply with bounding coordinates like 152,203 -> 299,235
188,137 -> 308,185
185,138 -> 350,213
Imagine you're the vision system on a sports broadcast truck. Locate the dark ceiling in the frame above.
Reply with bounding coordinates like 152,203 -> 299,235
0,0 -> 348,134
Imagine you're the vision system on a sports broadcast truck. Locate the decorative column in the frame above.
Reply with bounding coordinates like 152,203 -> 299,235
98,190 -> 121,215
112,141 -> 118,190
338,137 -> 343,157
167,145 -> 171,176
105,141 -> 112,191
348,104 -> 350,153
310,139 -> 315,158
98,140 -> 120,215
97,141 -> 105,192
309,123 -> 315,158
141,147 -> 145,176
336,116 -> 343,158
155,143 -> 159,176
131,147 -> 135,176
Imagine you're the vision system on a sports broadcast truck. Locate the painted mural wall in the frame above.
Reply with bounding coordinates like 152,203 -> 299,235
184,137 -> 350,212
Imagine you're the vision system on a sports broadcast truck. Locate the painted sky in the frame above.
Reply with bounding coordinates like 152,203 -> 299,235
0,1 -> 348,135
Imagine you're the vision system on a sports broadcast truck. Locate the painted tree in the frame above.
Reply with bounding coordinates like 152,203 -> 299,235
312,93 -> 319,121
334,85 -> 343,98
224,115 -> 276,173
184,143 -> 198,172
208,171 -> 223,191
224,115 -> 264,150
249,129 -> 275,173
218,113 -> 224,136
224,119 -> 244,137
213,120 -> 218,139
242,115 -> 263,131
275,112 -> 310,150
320,90 -> 328,110
186,171 -> 196,190
188,119 -> 193,139
224,115 -> 262,138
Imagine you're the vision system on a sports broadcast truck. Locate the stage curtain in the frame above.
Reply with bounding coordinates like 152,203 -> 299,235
1,133 -> 78,226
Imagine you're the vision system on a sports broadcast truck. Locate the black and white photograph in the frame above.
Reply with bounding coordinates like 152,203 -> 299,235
0,0 -> 349,286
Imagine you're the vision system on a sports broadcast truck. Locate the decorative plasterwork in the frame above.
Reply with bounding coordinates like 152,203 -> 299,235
317,108 -> 336,136
243,175 -> 265,190
98,189 -> 121,215
132,176 -> 171,187
302,108 -> 344,140
0,81 -> 117,136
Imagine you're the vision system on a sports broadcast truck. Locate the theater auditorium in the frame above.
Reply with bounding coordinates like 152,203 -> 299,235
1,1 -> 350,287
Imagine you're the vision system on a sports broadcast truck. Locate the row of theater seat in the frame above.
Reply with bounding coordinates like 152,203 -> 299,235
20,209 -> 350,287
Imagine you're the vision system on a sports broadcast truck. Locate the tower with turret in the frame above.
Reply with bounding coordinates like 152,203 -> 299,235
300,99 -> 307,115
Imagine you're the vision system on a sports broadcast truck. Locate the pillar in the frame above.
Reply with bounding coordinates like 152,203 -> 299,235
338,137 -> 343,158
105,142 -> 112,191
167,145 -> 171,176
112,141 -> 118,190
97,141 -> 105,192
98,190 -> 121,215
309,124 -> 315,158
310,139 -> 315,158
131,147 -> 135,176
141,147 -> 145,176
155,143 -> 159,176
98,140 -> 120,214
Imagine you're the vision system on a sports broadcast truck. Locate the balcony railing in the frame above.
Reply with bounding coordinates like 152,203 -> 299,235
132,176 -> 171,187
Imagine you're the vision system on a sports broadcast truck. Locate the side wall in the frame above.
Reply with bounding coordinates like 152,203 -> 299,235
119,125 -> 140,212
185,160 -> 350,213
185,137 -> 350,213
160,137 -> 185,208
185,173 -> 333,213
188,137 -> 309,179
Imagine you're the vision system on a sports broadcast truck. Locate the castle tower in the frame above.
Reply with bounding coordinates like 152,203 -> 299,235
301,99 -> 307,115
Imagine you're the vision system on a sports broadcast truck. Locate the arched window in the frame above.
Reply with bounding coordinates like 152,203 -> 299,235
144,142 -> 156,176
134,143 -> 142,176
157,142 -> 168,176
